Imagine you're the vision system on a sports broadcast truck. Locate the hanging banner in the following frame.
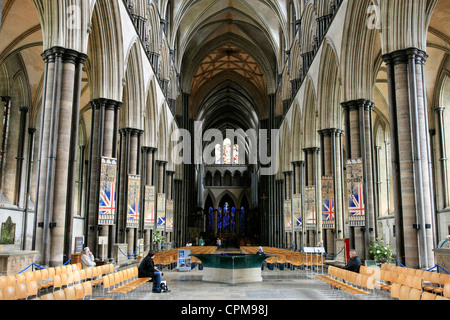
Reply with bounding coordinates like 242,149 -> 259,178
347,159 -> 365,226
98,157 -> 117,226
284,199 -> 292,231
166,199 -> 174,232
126,175 -> 141,228
144,185 -> 155,229
157,193 -> 166,231
322,176 -> 335,229
292,194 -> 302,231
305,186 -> 316,228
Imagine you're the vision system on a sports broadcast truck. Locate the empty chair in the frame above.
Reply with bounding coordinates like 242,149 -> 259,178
40,293 -> 55,300
26,281 -> 39,299
15,283 -> 28,300
421,292 -> 437,300
74,283 -> 85,300
53,290 -> 66,301
64,287 -> 76,300
399,286 -> 412,301
391,283 -> 402,300
2,286 -> 15,300
409,288 -> 422,300
82,281 -> 93,300
0,276 -> 6,290
15,274 -> 26,286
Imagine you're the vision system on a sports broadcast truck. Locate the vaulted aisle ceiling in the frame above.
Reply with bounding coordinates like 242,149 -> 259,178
175,0 -> 287,128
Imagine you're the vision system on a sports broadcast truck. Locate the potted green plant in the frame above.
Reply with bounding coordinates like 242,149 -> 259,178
153,231 -> 165,251
369,237 -> 394,265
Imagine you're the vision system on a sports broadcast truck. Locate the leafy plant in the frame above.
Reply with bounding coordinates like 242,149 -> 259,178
152,231 -> 164,244
369,237 -> 393,263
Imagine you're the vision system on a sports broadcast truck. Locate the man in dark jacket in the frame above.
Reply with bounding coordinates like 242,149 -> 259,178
139,251 -> 163,293
344,249 -> 362,273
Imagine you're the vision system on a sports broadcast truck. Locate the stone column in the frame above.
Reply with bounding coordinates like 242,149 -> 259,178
292,161 -> 305,250
435,106 -> 448,209
318,128 -> 345,255
141,146 -> 156,252
303,147 -> 321,246
341,99 -> 376,260
284,171 -> 293,248
85,99 -> 121,261
382,48 -> 435,268
117,128 -> 143,257
33,47 -> 87,266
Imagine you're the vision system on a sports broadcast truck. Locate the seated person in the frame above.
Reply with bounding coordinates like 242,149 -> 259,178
343,249 -> 362,273
81,247 -> 96,269
138,250 -> 164,293
257,246 -> 265,255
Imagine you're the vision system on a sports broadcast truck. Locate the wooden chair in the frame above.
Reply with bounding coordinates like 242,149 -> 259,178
444,282 -> 450,298
5,275 -> 16,287
0,276 -> 6,290
74,283 -> 85,300
2,286 -> 15,300
53,290 -> 66,301
399,285 -> 412,301
15,283 -> 28,300
421,292 -> 437,300
40,293 -> 55,300
408,288 -> 422,300
423,272 -> 441,292
26,281 -> 39,299
411,276 -> 423,291
64,287 -> 76,300
82,281 -> 93,300
390,283 -> 402,300
52,275 -> 62,292
16,273 -> 26,286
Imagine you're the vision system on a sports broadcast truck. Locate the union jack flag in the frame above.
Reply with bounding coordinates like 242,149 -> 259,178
100,183 -> 115,216
323,197 -> 335,221
322,196 -> 335,229
99,183 -> 115,225
128,197 -> 140,220
349,184 -> 365,226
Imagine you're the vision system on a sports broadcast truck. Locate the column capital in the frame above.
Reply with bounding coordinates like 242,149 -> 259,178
341,99 -> 374,111
42,46 -> 88,65
381,47 -> 428,66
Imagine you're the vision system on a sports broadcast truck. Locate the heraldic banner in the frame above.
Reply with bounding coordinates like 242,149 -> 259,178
157,193 -> 166,231
292,194 -> 302,231
305,186 -> 316,228
166,199 -> 174,232
284,199 -> 292,231
144,185 -> 155,229
346,159 -> 365,226
322,176 -> 335,229
127,175 -> 141,228
98,157 -> 117,226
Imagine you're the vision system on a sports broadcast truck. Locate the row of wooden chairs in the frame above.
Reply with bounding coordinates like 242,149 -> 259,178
316,266 -> 373,297
99,266 -> 152,299
0,263 -> 115,300
359,264 -> 450,300
241,247 -> 325,270
150,246 -> 217,269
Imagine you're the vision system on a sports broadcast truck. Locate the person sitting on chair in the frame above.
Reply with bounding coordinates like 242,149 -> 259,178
81,247 -> 96,269
343,249 -> 362,273
138,250 -> 164,293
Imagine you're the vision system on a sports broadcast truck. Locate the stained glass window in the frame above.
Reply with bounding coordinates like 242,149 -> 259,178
218,207 -> 223,229
215,144 -> 222,164
233,144 -> 239,164
223,139 -> 232,164
240,207 -> 245,230
223,202 -> 230,229
231,207 -> 236,231
208,207 -> 214,230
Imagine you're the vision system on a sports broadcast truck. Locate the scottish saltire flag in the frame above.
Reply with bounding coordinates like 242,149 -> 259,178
157,193 -> 166,231
98,157 -> 117,225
